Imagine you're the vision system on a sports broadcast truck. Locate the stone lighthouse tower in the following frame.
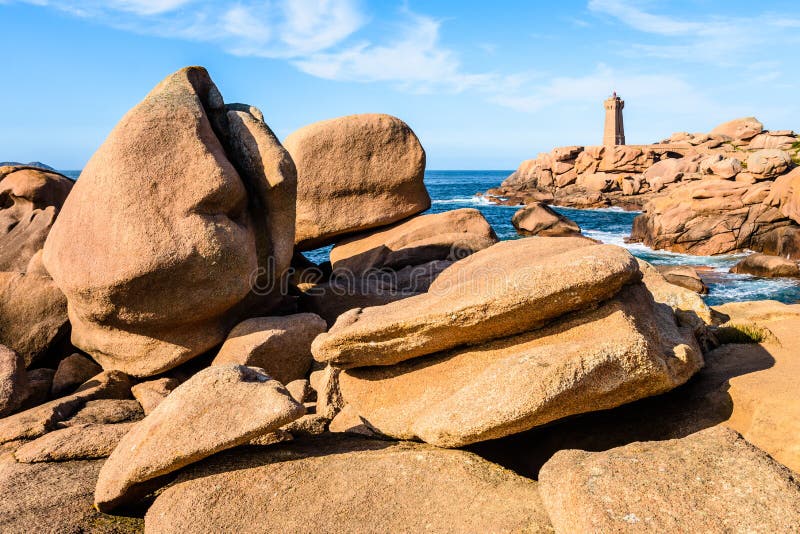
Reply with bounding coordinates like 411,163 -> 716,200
603,92 -> 625,146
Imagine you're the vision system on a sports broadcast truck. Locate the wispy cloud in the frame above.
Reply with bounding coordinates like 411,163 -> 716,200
6,0 -> 791,121
588,0 -> 800,65
490,63 -> 713,115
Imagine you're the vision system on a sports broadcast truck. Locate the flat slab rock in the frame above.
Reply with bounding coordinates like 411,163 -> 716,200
15,422 -> 137,463
0,453 -> 143,534
94,365 -> 303,512
339,283 -> 702,447
313,237 -> 639,368
0,370 -> 132,444
145,436 -> 553,534
538,426 -> 800,532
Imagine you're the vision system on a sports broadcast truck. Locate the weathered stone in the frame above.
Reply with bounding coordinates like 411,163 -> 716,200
731,253 -> 800,277
62,399 -> 143,426
130,377 -> 179,415
643,156 -> 700,187
0,370 -> 132,444
654,264 -> 708,294
709,300 -> 800,472
328,404 -> 377,436
0,456 -> 143,534
631,180 -> 795,256
0,166 -> 73,272
145,437 -> 553,533
43,67 -> 295,377
746,149 -> 791,179
748,132 -> 798,150
339,284 -> 702,447
577,172 -> 617,192
285,113 -> 429,250
0,272 -> 68,367
299,278 -> 420,327
329,208 -> 497,276
538,427 -> 800,532
17,367 -> 54,410
0,345 -> 27,417
765,167 -> 800,224
309,364 -> 343,420
285,379 -> 311,404
312,238 -> 639,369
511,203 -> 581,237
15,422 -> 137,462
710,117 -> 763,140
94,365 -> 304,512
212,314 -> 326,384
51,353 -> 102,396
699,154 -> 742,179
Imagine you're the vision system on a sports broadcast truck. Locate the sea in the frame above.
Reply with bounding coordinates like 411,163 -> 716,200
60,169 -> 800,306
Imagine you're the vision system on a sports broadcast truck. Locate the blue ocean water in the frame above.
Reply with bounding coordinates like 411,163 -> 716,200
310,170 -> 800,306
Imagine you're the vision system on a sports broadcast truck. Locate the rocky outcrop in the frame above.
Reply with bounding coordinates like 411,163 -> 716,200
42,67 -> 296,378
709,116 -> 764,140
538,427 -> 800,532
731,253 -> 800,277
212,314 -> 326,384
0,166 -> 73,272
511,203 -> 581,236
285,113 -> 430,250
94,365 -> 304,512
145,437 -> 553,533
0,272 -> 68,367
630,179 -> 799,257
338,283 -> 701,447
312,238 -> 640,368
329,208 -> 497,278
486,117 -> 800,258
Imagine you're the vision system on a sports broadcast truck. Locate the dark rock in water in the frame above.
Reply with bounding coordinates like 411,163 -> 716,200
730,253 -> 800,278
655,265 -> 709,294
511,202 -> 581,237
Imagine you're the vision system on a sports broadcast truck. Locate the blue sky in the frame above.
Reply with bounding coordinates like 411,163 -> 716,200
1,0 -> 798,169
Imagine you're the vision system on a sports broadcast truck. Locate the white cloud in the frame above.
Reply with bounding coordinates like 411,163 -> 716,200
293,13 -> 506,93
490,64 -> 712,114
589,0 -> 800,65
7,0 -> 792,123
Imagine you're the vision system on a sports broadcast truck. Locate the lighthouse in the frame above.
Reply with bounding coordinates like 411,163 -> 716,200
603,92 -> 625,146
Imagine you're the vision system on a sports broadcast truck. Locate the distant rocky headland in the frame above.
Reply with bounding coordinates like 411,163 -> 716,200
1,68 -> 800,532
482,117 -> 800,258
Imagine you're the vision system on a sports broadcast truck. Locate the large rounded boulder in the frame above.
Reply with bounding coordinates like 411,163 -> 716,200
284,113 -> 430,250
42,67 -> 296,377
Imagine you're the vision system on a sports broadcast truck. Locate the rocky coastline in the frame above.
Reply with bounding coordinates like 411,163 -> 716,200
1,67 -> 799,532
482,117 -> 800,260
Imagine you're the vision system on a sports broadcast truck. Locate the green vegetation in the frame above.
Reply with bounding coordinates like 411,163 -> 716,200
89,513 -> 144,533
713,321 -> 776,344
